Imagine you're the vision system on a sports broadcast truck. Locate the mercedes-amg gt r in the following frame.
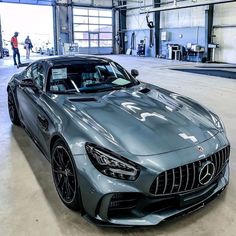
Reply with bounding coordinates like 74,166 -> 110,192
7,56 -> 230,226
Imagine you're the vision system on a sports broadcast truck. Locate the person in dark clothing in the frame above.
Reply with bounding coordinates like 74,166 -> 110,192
11,32 -> 21,66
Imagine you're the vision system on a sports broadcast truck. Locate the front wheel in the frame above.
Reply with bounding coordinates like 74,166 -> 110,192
51,140 -> 81,211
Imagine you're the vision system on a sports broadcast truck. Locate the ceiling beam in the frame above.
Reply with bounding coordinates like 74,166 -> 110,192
140,0 -> 236,13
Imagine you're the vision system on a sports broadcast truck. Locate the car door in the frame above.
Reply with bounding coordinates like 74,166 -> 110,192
33,66 -> 54,158
16,63 -> 43,140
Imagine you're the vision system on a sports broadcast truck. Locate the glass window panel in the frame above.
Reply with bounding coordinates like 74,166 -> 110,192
89,17 -> 99,24
89,9 -> 98,16
90,33 -> 98,40
99,17 -> 112,25
74,24 -> 88,31
74,32 -> 89,40
89,25 -> 99,32
73,16 -> 88,24
100,33 -> 112,40
99,10 -> 112,17
99,25 -> 112,32
73,8 -> 88,16
75,40 -> 89,47
100,40 -> 112,47
90,40 -> 98,47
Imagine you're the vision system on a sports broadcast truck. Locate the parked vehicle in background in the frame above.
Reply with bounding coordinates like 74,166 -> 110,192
3,47 -> 9,57
0,47 -> 10,58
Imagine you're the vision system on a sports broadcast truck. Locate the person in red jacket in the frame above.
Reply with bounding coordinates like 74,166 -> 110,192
11,32 -> 21,66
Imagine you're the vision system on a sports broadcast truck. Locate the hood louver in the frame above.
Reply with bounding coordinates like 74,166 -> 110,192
68,97 -> 97,102
139,88 -> 151,94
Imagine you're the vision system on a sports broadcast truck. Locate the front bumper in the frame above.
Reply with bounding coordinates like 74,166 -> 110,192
73,132 -> 230,226
74,151 -> 229,226
85,164 -> 229,226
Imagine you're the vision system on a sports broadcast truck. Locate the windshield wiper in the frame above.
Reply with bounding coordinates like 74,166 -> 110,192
50,90 -> 79,95
70,79 -> 80,93
80,87 -> 116,93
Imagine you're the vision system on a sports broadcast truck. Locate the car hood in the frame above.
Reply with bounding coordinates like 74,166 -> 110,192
63,85 -> 219,155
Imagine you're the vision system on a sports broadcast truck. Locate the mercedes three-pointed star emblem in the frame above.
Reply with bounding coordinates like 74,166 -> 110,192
199,161 -> 216,185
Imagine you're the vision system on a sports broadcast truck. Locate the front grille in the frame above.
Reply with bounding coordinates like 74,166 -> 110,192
150,146 -> 230,195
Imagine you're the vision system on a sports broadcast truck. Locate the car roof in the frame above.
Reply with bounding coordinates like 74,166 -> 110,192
38,55 -> 113,66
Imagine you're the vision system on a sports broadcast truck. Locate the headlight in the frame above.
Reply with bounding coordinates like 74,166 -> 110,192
85,143 -> 140,181
210,113 -> 225,132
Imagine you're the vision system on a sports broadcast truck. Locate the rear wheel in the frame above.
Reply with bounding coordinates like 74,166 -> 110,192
8,90 -> 20,125
51,140 -> 80,211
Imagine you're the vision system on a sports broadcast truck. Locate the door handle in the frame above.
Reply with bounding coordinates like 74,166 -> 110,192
37,114 -> 48,131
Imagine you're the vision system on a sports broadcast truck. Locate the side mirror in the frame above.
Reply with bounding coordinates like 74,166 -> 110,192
131,69 -> 139,78
20,78 -> 35,88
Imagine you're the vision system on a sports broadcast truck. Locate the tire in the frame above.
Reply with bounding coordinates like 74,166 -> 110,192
8,90 -> 20,126
51,139 -> 81,211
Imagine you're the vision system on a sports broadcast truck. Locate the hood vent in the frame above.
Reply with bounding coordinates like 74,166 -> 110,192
68,97 -> 97,102
139,88 -> 151,94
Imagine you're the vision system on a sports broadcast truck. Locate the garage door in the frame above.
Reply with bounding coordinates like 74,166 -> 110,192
213,27 -> 236,63
73,7 -> 113,55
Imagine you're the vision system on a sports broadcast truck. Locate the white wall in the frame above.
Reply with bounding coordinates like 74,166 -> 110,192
126,0 -> 153,30
94,0 -> 113,7
213,27 -> 236,63
160,6 -> 205,28
72,0 -> 112,7
127,9 -> 153,30
214,2 -> 236,25
213,2 -> 236,63
72,0 -> 92,4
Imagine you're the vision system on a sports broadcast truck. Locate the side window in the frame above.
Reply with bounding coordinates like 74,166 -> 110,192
35,64 -> 45,90
27,63 -> 45,90
25,66 -> 32,78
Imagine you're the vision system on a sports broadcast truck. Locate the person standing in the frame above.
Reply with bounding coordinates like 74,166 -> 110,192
24,36 -> 33,59
11,32 -> 21,66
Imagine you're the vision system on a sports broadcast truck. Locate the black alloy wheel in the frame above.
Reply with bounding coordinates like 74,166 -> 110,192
8,90 -> 20,125
51,140 -> 80,210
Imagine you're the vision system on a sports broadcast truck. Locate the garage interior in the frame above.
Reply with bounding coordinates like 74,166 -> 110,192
0,0 -> 236,235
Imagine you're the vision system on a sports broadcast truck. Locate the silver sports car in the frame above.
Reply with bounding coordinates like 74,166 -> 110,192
7,56 -> 230,226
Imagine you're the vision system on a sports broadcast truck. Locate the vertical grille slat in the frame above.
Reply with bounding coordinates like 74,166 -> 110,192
222,148 -> 225,164
163,171 -> 168,194
150,146 -> 230,195
216,152 -> 220,174
184,165 -> 189,191
210,155 -> 213,162
191,163 -> 196,189
227,146 -> 230,161
154,177 -> 159,195
218,150 -> 221,173
224,148 -> 227,163
170,169 -> 175,193
214,153 -> 219,174
177,167 -> 182,192
218,150 -> 222,173
220,150 -> 224,171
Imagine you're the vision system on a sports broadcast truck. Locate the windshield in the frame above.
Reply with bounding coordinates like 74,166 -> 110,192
48,61 -> 138,94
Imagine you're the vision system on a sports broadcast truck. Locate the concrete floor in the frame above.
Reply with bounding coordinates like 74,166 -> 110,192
0,55 -> 236,236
